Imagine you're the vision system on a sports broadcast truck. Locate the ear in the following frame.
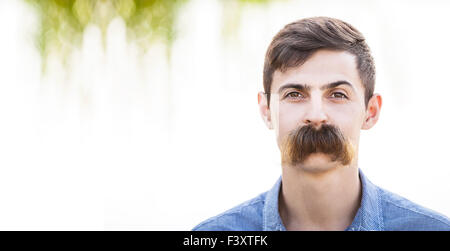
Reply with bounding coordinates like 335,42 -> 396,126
258,92 -> 273,130
362,93 -> 382,130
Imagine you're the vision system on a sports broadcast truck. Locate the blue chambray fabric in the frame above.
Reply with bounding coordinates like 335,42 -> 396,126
192,169 -> 450,231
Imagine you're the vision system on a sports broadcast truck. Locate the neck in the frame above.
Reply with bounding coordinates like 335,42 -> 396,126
279,163 -> 361,231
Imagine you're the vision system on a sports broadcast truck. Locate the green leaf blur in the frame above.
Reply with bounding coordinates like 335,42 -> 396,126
24,0 -> 279,70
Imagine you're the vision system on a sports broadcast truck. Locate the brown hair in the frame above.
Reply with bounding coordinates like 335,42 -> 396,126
263,17 -> 375,107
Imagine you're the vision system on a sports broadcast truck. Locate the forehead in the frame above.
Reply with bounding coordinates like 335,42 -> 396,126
271,49 -> 364,93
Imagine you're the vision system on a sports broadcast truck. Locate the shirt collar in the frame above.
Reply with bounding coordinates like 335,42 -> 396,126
347,169 -> 384,231
263,176 -> 285,231
263,169 -> 384,231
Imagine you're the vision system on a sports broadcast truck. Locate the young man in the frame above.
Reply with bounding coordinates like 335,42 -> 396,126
193,17 -> 450,231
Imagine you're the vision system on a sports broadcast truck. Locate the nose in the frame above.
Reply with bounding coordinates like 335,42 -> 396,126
303,97 -> 328,128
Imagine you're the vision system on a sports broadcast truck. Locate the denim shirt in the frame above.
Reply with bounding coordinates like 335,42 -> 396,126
193,169 -> 450,231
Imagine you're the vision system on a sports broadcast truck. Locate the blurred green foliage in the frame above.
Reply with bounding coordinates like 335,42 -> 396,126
24,0 -> 277,68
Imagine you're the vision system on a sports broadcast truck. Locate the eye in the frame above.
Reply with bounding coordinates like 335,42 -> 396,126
330,92 -> 348,99
285,91 -> 304,99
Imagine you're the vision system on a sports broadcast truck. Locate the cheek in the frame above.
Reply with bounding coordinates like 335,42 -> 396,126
274,104 -> 305,144
329,104 -> 365,142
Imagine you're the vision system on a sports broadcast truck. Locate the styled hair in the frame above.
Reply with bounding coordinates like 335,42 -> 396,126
263,17 -> 375,107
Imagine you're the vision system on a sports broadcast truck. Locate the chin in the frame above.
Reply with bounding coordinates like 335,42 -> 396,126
296,153 -> 342,174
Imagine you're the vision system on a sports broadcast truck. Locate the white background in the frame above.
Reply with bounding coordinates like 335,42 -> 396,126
0,0 -> 449,230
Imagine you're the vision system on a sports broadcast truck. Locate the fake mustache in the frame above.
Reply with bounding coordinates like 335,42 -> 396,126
281,123 -> 354,166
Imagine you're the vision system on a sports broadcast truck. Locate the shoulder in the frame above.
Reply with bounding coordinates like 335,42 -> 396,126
192,192 -> 267,231
377,187 -> 450,230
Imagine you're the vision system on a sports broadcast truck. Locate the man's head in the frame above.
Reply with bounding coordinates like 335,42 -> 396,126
263,17 -> 375,108
258,17 -> 382,172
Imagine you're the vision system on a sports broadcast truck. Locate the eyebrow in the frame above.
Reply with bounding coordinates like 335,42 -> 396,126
277,80 -> 355,94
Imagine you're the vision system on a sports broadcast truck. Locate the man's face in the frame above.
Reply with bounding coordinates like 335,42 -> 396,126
258,49 -> 381,172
